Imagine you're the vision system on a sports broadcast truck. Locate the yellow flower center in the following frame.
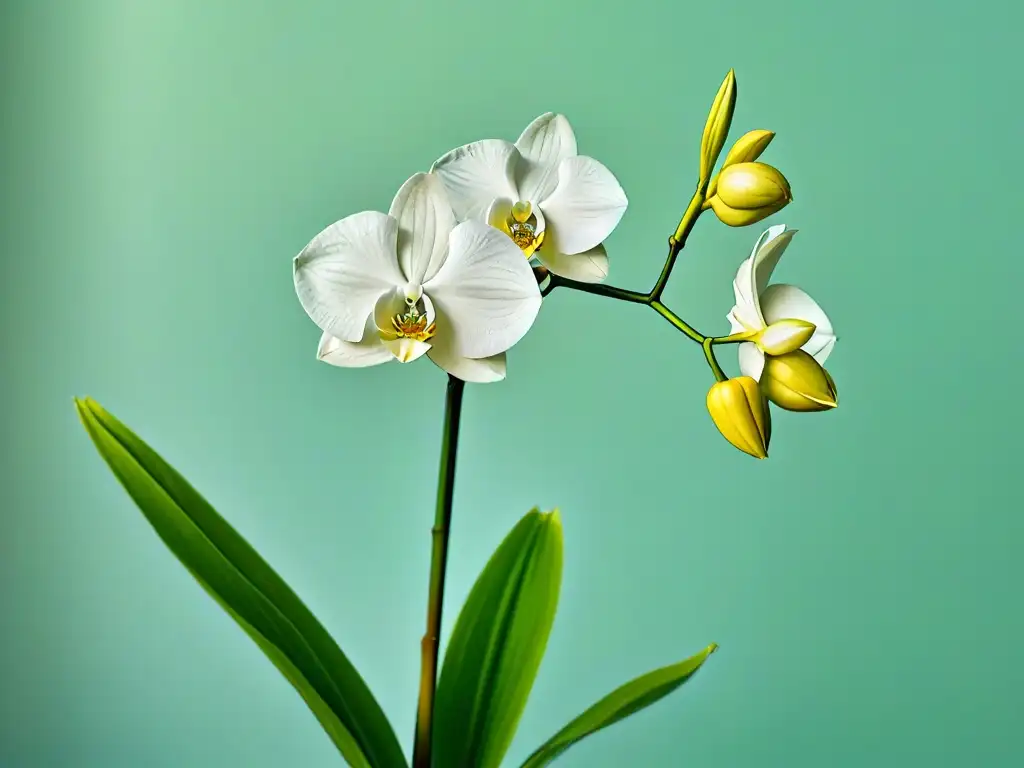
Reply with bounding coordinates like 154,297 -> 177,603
390,297 -> 436,342
504,200 -> 544,258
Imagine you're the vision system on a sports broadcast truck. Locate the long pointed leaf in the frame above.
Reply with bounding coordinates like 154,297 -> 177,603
75,397 -> 407,768
518,643 -> 717,767
433,508 -> 563,768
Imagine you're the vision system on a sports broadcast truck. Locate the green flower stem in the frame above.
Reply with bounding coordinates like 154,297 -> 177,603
703,338 -> 727,382
651,185 -> 708,300
540,182 -> 744,381
541,276 -> 706,343
540,278 -> 648,305
412,374 -> 465,768
650,300 -> 704,344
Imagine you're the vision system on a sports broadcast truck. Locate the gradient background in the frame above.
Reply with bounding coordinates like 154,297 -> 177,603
2,1 -> 1021,766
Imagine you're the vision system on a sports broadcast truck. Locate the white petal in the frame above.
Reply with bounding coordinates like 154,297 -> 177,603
536,243 -> 609,283
726,307 -> 754,335
751,225 -> 796,294
434,351 -> 507,383
316,330 -> 392,369
423,220 -> 541,359
382,337 -> 432,363
293,212 -> 403,342
737,342 -> 766,380
388,172 -> 456,285
812,336 -> 837,365
731,225 -> 796,328
760,283 -> 836,363
514,113 -> 578,204
430,140 -> 519,222
537,156 -> 628,256
427,313 -> 507,383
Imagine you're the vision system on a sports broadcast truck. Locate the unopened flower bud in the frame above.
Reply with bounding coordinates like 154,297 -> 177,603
756,318 -> 816,356
759,350 -> 838,412
699,69 -> 737,184
706,376 -> 772,459
707,196 -> 772,227
707,130 -> 775,197
724,130 -> 775,167
717,162 -> 792,209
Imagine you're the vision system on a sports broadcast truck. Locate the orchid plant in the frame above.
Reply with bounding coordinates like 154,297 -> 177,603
75,70 -> 838,767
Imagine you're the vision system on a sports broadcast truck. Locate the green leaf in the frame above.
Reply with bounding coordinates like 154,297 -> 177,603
433,508 -> 563,768
519,643 -> 718,768
74,397 -> 407,768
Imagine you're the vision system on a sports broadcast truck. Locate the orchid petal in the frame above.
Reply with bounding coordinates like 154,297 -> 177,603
538,156 -> 627,256
514,113 -> 578,204
536,242 -> 609,283
427,307 -> 508,383
431,139 -> 518,222
293,212 -> 402,342
423,221 -> 541,359
760,284 -> 836,363
316,329 -> 392,369
750,225 -> 796,295
486,197 -> 515,231
730,225 -> 796,329
738,342 -> 766,381
381,337 -> 432,363
389,172 -> 455,285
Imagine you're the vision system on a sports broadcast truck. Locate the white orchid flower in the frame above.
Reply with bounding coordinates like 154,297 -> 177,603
727,224 -> 836,379
293,172 -> 541,384
430,113 -> 628,284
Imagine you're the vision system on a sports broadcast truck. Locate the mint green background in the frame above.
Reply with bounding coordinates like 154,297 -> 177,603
2,1 -> 1020,766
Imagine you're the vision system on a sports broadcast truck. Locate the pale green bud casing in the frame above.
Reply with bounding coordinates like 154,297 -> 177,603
757,318 -> 817,356
707,129 -> 775,197
699,69 -> 737,185
706,376 -> 771,459
759,350 -> 838,412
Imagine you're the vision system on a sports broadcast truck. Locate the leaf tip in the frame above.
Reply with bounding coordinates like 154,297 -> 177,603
73,396 -> 92,424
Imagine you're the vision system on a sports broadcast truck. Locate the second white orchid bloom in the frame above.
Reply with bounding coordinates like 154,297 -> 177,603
293,173 -> 541,383
430,113 -> 628,284
727,224 -> 837,380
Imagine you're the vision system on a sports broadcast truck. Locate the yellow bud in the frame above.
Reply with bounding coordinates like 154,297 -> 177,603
699,69 -> 737,184
724,129 -> 775,167
706,376 -> 771,459
756,318 -> 816,356
707,130 -> 775,197
707,194 -> 787,227
716,162 -> 792,210
759,350 -> 838,412
707,162 -> 792,227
